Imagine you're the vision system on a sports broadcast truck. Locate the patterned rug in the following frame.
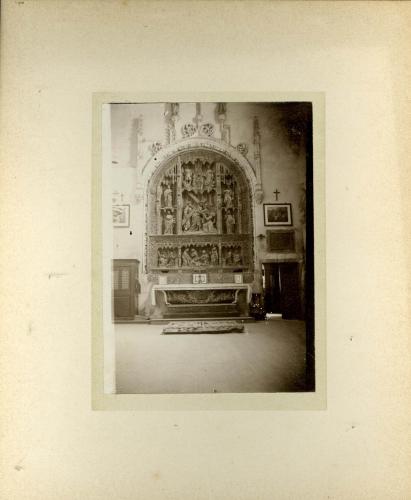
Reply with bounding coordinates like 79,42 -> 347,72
162,320 -> 245,334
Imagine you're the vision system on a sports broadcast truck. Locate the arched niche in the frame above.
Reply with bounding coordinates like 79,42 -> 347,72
144,146 -> 255,282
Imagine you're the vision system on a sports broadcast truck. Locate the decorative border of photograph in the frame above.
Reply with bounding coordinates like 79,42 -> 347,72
112,204 -> 130,228
263,203 -> 293,226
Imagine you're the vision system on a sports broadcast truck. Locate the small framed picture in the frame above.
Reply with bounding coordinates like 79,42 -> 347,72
193,273 -> 207,284
112,205 -> 130,227
234,273 -> 243,284
263,203 -> 292,226
266,229 -> 296,252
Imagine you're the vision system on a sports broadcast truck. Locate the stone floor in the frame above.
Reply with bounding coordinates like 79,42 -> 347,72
115,318 -> 307,394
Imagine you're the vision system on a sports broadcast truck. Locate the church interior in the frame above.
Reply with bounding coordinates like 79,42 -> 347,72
106,101 -> 314,394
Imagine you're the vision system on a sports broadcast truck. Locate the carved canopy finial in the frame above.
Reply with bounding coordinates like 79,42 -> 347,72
253,116 -> 263,203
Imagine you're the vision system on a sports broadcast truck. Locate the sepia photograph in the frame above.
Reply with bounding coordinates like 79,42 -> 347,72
99,100 -> 316,395
3,1 -> 410,499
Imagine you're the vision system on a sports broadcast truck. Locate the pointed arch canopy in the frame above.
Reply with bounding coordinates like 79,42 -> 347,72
141,137 -> 257,196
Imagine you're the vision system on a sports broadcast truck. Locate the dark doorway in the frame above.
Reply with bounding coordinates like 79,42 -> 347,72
262,263 -> 301,319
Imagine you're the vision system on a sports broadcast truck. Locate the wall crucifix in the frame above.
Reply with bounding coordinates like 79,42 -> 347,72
273,189 -> 280,201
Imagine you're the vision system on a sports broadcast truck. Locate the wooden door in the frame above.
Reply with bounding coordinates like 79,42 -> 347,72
263,262 -> 301,318
279,263 -> 301,319
263,263 -> 281,313
113,260 -> 138,320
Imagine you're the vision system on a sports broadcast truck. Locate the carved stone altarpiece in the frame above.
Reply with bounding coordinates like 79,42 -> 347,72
147,149 -> 254,278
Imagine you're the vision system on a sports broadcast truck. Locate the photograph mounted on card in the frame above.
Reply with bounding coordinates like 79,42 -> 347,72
112,205 -> 130,228
92,92 -> 326,411
264,203 -> 293,226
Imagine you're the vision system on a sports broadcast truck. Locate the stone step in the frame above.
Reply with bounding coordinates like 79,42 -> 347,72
150,316 -> 255,324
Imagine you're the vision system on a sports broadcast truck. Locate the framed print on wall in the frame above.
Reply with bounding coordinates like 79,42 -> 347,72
263,203 -> 293,226
112,204 -> 130,228
266,229 -> 296,252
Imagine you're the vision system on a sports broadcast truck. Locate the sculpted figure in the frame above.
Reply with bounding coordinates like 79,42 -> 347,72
183,167 -> 193,190
225,210 -> 235,234
168,250 -> 177,267
182,202 -> 193,232
217,103 -> 227,116
158,250 -> 168,267
163,210 -> 174,234
200,249 -> 210,266
233,249 -> 242,266
202,211 -> 216,233
190,248 -> 200,266
224,249 -> 233,266
209,211 -> 217,232
201,212 -> 209,232
157,183 -> 163,202
204,166 -> 215,191
200,205 -> 208,232
164,184 -> 173,208
171,103 -> 179,117
223,187 -> 234,208
190,206 -> 202,231
193,164 -> 203,193
210,246 -> 219,266
181,248 -> 191,267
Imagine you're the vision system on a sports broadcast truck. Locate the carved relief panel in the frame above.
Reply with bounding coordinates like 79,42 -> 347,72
181,160 -> 217,234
